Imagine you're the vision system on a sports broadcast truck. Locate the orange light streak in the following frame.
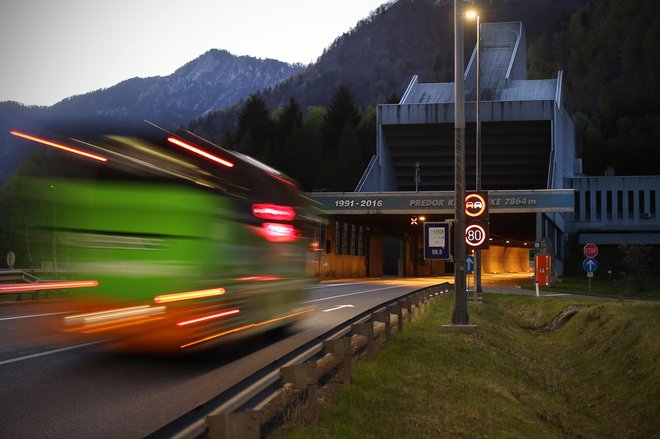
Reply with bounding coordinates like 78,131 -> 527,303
167,137 -> 234,168
176,309 -> 240,327
10,131 -> 108,162
180,308 -> 314,349
0,280 -> 98,294
154,287 -> 226,304
236,275 -> 282,282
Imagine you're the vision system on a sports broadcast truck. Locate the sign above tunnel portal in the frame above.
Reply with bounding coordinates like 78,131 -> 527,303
311,189 -> 574,214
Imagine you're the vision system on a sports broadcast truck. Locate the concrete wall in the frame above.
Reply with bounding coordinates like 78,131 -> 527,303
569,176 -> 660,232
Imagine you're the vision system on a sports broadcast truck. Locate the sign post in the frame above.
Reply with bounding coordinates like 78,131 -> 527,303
6,251 -> 15,270
582,243 -> 599,294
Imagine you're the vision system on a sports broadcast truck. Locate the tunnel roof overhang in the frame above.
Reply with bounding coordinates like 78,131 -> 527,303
309,189 -> 573,215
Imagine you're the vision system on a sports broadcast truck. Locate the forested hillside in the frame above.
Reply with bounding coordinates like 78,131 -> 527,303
190,0 -> 593,191
528,0 -> 660,175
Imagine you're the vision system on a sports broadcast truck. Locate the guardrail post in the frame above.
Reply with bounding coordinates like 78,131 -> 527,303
402,298 -> 413,323
388,303 -> 403,333
416,292 -> 426,314
323,338 -> 352,385
412,294 -> 421,317
280,363 -> 318,426
352,322 -> 375,358
372,309 -> 391,344
206,411 -> 260,439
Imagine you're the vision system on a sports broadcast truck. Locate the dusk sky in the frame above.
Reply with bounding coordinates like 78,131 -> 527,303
0,0 -> 391,106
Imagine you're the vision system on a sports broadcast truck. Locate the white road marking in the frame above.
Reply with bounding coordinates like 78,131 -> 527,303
0,311 -> 70,322
322,304 -> 355,313
301,285 -> 403,304
0,341 -> 104,366
308,282 -> 364,289
544,293 -> 570,297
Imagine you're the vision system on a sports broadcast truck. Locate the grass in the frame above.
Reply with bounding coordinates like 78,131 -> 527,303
270,293 -> 660,438
518,274 -> 660,300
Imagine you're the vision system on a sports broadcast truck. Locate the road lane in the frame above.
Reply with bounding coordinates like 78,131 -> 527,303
0,278 -> 439,438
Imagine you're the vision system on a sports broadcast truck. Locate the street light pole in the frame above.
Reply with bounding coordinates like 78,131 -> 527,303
452,0 -> 468,325
474,14 -> 483,295
466,9 -> 483,297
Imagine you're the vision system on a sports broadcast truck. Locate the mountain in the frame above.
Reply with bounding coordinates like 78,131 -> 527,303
0,50 -> 302,182
48,49 -> 303,127
190,0 -> 591,141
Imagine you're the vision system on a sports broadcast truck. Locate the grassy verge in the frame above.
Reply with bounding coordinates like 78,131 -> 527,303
271,294 -> 659,438
518,274 -> 660,300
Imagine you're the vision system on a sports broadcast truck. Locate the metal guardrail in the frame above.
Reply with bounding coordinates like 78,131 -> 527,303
0,270 -> 53,302
153,282 -> 452,439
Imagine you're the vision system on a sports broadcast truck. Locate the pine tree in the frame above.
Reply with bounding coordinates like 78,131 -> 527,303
321,85 -> 362,152
236,93 -> 273,161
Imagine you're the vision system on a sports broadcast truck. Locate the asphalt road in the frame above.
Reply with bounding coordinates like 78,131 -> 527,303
0,278 -> 439,438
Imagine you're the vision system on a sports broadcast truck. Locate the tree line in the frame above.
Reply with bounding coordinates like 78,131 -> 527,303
218,85 -> 393,191
528,0 -> 660,175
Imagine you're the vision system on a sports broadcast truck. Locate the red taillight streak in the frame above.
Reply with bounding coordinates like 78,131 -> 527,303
252,203 -> 296,221
176,309 -> 240,327
180,308 -> 314,349
261,223 -> 299,242
10,131 -> 108,162
271,173 -> 297,187
0,280 -> 98,294
154,287 -> 226,304
167,137 -> 234,168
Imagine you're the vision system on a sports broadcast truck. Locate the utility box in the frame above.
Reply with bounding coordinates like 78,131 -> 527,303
535,254 -> 552,286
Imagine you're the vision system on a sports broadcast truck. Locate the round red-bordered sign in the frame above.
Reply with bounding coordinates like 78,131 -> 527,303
465,223 -> 487,247
465,193 -> 487,218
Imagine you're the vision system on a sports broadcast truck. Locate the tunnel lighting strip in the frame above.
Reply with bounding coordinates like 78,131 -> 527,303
154,287 -> 226,304
10,131 -> 108,162
180,308 -> 315,349
0,280 -> 99,294
167,137 -> 234,168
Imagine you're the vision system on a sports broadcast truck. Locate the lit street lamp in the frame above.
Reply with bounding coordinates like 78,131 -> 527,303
452,0 -> 468,325
466,9 -> 483,296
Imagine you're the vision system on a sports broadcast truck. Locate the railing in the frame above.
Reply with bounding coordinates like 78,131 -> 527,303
354,154 -> 378,192
153,282 -> 452,439
0,270 -> 75,303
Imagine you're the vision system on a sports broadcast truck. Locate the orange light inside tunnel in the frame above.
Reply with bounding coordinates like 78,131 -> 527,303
9,131 -> 108,162
176,308 -> 240,327
260,223 -> 300,242
153,287 -> 226,304
167,137 -> 234,168
0,280 -> 99,294
252,204 -> 296,221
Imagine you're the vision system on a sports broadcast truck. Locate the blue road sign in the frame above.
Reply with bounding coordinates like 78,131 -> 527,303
583,257 -> 598,272
424,222 -> 450,260
465,255 -> 475,273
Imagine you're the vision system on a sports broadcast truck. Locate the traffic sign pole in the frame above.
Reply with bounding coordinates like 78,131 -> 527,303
582,244 -> 598,295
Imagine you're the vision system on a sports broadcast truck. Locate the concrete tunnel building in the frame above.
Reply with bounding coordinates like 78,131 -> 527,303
308,21 -> 660,279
